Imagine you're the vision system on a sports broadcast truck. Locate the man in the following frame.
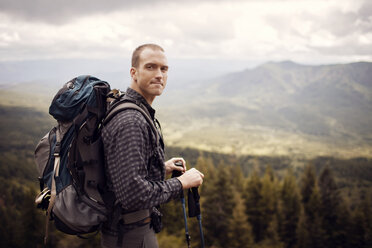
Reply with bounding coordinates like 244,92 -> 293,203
101,44 -> 204,248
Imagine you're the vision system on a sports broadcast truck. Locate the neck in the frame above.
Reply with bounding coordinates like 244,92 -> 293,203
129,84 -> 155,106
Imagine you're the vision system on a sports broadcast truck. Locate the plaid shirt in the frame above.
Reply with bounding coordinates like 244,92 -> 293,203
102,87 -> 182,212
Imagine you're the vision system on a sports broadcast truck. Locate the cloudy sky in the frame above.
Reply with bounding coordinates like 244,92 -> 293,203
0,0 -> 371,65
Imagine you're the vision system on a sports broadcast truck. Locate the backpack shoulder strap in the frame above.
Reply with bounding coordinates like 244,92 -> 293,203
103,101 -> 159,143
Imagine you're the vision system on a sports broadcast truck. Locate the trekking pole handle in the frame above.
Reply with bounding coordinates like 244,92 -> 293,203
172,161 -> 185,198
171,161 -> 184,178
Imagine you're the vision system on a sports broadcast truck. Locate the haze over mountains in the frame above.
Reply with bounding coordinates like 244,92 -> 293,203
156,61 -> 372,158
0,60 -> 371,158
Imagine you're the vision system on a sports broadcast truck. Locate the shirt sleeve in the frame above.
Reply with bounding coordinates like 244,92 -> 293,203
103,111 -> 182,211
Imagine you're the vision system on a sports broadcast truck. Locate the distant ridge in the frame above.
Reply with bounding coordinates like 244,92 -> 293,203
157,61 -> 372,158
0,60 -> 371,158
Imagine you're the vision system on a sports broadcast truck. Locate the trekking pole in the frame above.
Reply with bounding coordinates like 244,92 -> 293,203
173,162 -> 191,248
188,187 -> 205,248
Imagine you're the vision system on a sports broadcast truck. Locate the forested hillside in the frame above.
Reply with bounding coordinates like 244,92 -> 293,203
0,105 -> 54,183
157,61 -> 372,158
0,105 -> 371,248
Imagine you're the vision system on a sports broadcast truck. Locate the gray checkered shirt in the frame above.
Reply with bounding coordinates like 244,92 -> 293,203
102,87 -> 182,212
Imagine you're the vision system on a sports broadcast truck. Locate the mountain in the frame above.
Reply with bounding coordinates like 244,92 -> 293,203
0,58 -> 255,90
0,60 -> 371,158
155,61 -> 372,158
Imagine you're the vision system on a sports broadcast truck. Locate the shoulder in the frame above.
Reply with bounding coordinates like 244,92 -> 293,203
102,108 -> 150,137
107,108 -> 148,128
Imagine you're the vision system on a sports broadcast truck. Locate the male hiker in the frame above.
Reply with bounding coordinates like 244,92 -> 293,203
100,44 -> 205,248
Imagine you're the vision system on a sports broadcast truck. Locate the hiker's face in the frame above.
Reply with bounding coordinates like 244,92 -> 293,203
130,48 -> 168,104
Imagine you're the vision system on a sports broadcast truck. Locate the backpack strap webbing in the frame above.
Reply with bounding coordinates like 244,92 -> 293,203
103,102 -> 159,144
44,129 -> 62,244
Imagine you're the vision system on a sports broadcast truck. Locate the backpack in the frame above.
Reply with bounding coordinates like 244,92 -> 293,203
34,75 -> 158,241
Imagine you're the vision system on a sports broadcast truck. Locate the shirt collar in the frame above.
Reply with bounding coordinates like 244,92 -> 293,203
125,87 -> 156,119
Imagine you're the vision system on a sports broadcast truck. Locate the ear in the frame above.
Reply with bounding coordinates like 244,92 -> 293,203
130,67 -> 137,82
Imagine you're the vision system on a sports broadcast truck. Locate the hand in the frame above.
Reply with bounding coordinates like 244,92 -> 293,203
164,157 -> 186,175
177,168 -> 204,189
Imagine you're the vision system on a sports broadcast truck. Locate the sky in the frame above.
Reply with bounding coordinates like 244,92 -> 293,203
0,0 -> 371,65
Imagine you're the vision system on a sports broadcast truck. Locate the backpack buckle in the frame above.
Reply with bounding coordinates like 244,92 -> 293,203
54,142 -> 61,157
35,188 -> 51,210
107,89 -> 122,103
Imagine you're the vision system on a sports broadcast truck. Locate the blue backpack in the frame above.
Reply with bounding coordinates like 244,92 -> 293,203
34,75 -> 158,241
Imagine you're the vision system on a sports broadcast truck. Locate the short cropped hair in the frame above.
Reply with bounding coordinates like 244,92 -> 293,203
131,44 -> 165,68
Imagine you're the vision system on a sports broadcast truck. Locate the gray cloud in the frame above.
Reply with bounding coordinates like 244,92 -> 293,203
0,0 -> 165,24
323,1 -> 372,37
266,0 -> 371,38
307,1 -> 372,59
324,11 -> 359,37
310,43 -> 372,57
0,0 -> 369,63
359,0 -> 372,21
0,0 -> 235,24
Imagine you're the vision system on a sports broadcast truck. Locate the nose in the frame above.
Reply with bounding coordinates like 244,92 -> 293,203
155,68 -> 163,79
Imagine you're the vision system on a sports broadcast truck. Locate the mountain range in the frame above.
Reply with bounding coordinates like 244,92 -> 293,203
155,61 -> 372,158
0,60 -> 371,158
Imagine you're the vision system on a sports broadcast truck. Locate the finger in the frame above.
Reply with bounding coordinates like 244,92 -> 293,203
172,157 -> 183,162
181,158 -> 186,170
175,157 -> 186,167
173,164 -> 184,172
173,157 -> 186,171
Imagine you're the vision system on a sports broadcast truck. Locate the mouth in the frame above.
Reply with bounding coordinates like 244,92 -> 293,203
151,81 -> 163,86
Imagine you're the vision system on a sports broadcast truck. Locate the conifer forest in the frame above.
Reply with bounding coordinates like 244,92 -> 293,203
0,106 -> 371,248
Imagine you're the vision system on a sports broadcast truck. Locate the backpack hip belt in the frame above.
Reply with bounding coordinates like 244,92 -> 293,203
122,209 -> 151,224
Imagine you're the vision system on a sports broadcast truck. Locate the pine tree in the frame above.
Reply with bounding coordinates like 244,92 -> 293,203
228,192 -> 253,248
244,170 -> 264,243
318,166 -> 350,248
300,164 -> 316,214
202,166 -> 236,247
297,185 -> 326,248
0,205 -> 12,248
229,164 -> 245,191
259,213 -> 284,248
350,191 -> 372,248
0,180 -> 28,248
194,155 -> 215,195
278,169 -> 301,248
298,164 -> 325,248
20,188 -> 44,248
360,192 -> 372,247
260,166 -> 278,239
351,206 -> 367,248
297,209 -> 308,248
